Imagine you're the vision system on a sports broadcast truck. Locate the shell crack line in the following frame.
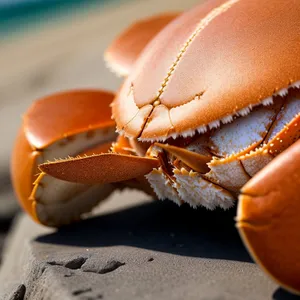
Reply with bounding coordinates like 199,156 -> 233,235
155,0 -> 240,101
260,101 -> 285,145
136,105 -> 155,139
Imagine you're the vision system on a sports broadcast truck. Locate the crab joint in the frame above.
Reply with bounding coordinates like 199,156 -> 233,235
153,100 -> 161,107
154,143 -> 211,173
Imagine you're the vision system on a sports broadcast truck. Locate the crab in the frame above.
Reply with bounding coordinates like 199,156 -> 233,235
11,0 -> 300,295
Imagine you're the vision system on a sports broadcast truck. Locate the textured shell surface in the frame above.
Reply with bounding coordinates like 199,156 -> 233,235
112,0 -> 300,141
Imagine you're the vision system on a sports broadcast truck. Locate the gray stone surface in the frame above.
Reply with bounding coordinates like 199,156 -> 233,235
0,178 -> 20,222
0,233 -> 6,263
0,190 -> 299,300
5,284 -> 26,300
0,174 -> 20,265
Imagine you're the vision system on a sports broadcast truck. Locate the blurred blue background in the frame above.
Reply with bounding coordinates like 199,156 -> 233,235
0,0 -> 115,34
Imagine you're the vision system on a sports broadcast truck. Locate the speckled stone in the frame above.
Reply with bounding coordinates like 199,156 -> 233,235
0,189 -> 297,300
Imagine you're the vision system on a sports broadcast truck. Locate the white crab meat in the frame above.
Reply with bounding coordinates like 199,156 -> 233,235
146,89 -> 300,210
173,168 -> 234,210
33,127 -> 117,226
240,97 -> 300,176
36,182 -> 114,226
205,158 -> 251,194
265,94 -> 300,142
146,167 -> 182,205
240,149 -> 273,177
208,102 -> 282,157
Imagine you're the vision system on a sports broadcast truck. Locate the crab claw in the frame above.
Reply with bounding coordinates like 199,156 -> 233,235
236,139 -> 300,294
11,89 -> 117,226
39,153 -> 160,184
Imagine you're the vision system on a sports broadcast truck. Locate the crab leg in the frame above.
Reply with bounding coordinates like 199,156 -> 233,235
204,95 -> 299,194
111,135 -> 136,155
236,139 -> 300,294
204,101 -> 284,193
32,142 -> 115,226
145,143 -> 235,209
39,153 -> 160,184
154,143 -> 211,173
11,90 -> 117,226
240,104 -> 300,177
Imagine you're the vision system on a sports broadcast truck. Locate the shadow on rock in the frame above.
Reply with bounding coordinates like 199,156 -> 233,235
36,200 -> 252,262
273,288 -> 300,300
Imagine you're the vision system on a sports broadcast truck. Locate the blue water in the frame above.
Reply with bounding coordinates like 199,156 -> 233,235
0,0 -> 118,35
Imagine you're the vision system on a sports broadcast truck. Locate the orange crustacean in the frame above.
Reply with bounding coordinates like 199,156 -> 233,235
11,0 -> 300,295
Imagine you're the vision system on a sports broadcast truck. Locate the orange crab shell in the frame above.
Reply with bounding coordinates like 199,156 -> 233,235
237,139 -> 300,295
112,0 -> 300,140
40,153 -> 159,184
11,128 -> 40,222
11,90 -> 116,224
105,12 -> 180,77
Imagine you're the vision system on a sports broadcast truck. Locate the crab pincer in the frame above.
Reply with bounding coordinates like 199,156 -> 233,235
11,90 -> 118,226
237,140 -> 300,294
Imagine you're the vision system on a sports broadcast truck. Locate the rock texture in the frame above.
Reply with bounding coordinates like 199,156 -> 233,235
0,173 -> 19,221
0,189 -> 298,300
5,284 -> 26,300
0,174 -> 18,265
